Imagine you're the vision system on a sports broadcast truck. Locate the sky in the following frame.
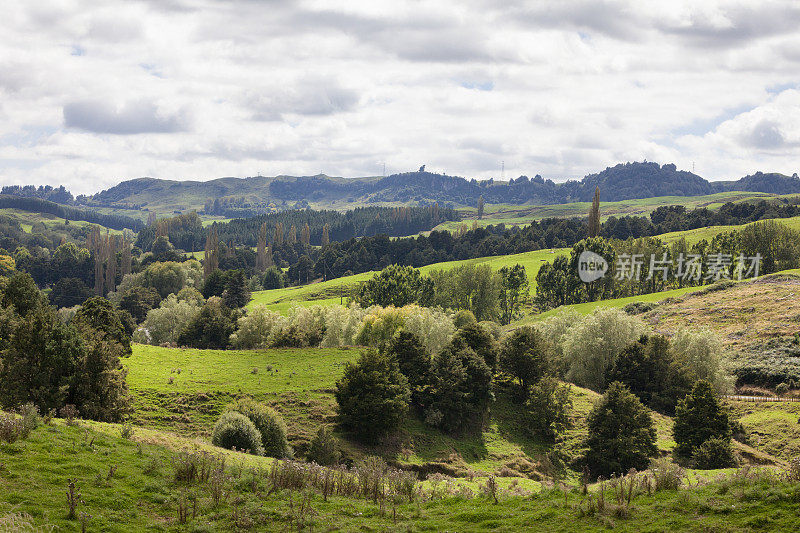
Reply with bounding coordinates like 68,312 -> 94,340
1,0 -> 799,195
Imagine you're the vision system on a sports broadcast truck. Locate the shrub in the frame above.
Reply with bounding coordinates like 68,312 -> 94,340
225,398 -> 291,458
230,305 -> 285,349
307,426 -> 341,466
693,437 -> 736,469
134,295 -> 201,346
0,412 -> 26,443
649,457 -> 684,491
211,412 -> 264,455
454,322 -> 499,369
585,382 -> 657,478
526,376 -> 572,441
18,403 -> 39,433
673,380 -> 731,457
776,382 -> 790,395
334,349 -> 410,443
453,310 -> 477,329
177,297 -> 238,349
500,326 -> 549,399
562,308 -> 646,391
671,328 -> 732,394
623,302 -> 656,315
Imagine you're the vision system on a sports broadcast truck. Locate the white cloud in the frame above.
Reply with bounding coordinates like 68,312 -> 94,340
0,0 -> 798,194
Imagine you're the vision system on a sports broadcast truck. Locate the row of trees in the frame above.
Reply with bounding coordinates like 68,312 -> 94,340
536,220 -> 800,310
352,264 -> 530,325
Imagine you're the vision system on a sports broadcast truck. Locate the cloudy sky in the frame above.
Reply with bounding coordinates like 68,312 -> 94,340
1,0 -> 799,194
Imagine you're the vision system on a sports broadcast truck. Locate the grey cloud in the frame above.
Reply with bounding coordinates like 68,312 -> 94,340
248,80 -> 359,121
63,100 -> 191,134
656,4 -> 800,48
504,0 -> 646,41
744,119 -> 785,149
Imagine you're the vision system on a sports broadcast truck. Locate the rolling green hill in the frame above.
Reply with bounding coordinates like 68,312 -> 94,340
249,248 -> 568,313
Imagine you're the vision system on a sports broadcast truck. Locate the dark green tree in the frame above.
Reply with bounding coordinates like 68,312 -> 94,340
428,342 -> 493,434
584,381 -> 657,478
606,335 -> 692,414
1,272 -> 45,317
177,298 -> 238,349
202,269 -> 227,299
49,277 -> 93,309
498,264 -> 529,325
70,327 -> 131,422
526,376 -> 572,441
354,264 -> 434,308
587,186 -> 601,237
500,326 -> 549,400
569,238 -> 615,302
673,380 -> 731,457
222,269 -> 251,308
74,297 -> 132,355
334,349 -> 410,443
453,322 -> 499,369
385,331 -> 432,409
0,305 -> 83,414
262,266 -> 285,289
119,286 -> 162,323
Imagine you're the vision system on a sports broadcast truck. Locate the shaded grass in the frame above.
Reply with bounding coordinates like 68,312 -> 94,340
3,419 -> 800,532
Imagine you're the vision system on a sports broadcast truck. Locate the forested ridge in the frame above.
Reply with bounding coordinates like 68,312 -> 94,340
0,195 -> 144,231
83,162 -> 800,209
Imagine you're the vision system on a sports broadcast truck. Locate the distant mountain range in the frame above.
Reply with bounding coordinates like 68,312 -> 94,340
23,162 -> 800,214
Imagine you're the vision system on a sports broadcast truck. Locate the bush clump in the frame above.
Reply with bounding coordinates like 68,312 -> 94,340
306,426 -> 342,466
211,411 -> 264,455
224,398 -> 291,458
334,349 -> 410,443
693,437 -> 736,469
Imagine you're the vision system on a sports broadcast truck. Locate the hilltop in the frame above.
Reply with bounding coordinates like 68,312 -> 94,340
65,162 -> 800,216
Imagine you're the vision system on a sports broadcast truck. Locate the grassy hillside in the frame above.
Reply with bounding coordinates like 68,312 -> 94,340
3,417 -> 799,532
249,248 -> 568,313
658,214 -> 800,246
123,343 -> 677,479
0,208 -> 124,236
437,191 -> 782,232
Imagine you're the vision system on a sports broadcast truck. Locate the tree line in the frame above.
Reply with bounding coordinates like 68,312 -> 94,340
0,195 -> 144,231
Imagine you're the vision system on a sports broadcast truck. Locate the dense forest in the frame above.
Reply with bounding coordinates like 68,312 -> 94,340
134,205 -> 459,252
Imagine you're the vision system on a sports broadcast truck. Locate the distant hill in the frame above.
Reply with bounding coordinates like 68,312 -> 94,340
60,162 -> 800,214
